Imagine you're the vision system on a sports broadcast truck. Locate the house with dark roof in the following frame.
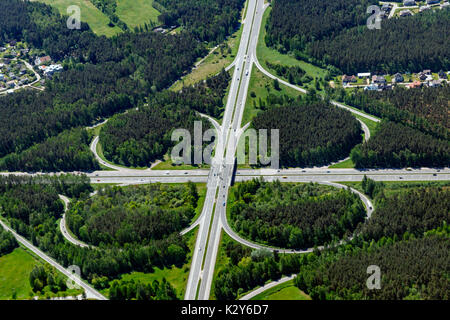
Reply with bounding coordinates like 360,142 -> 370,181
438,70 -> 447,79
392,73 -> 404,83
403,0 -> 416,6
342,75 -> 357,84
427,0 -> 440,4
372,75 -> 386,84
418,73 -> 427,81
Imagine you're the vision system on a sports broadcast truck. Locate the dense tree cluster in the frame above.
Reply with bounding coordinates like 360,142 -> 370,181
266,0 -> 450,74
156,0 -> 245,43
350,121 -> 450,168
229,179 -> 366,249
100,71 -> 230,167
266,0 -> 378,50
109,278 -> 178,300
67,183 -> 199,247
308,10 -> 450,74
294,233 -> 450,300
0,128 -> 98,172
252,100 -> 362,167
89,0 -> 128,30
29,265 -> 69,294
214,240 -> 304,300
359,187 -> 449,241
0,228 -> 18,256
331,85 -> 449,140
266,61 -> 306,86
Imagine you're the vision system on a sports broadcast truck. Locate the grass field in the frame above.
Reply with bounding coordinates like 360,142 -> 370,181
329,158 -> 355,169
250,280 -> 310,300
0,248 -> 36,299
116,0 -> 160,29
170,25 -> 243,92
242,67 -> 302,125
256,7 -> 327,84
33,0 -> 122,37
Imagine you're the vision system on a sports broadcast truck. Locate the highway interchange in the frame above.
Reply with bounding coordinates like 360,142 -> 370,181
0,0 -> 449,301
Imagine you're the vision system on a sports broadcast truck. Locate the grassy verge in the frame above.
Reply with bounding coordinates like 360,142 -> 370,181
116,0 -> 160,29
249,279 -> 310,300
329,158 -> 355,169
152,154 -> 210,171
256,7 -> 327,84
170,24 -> 243,92
33,0 -> 122,37
209,231 -> 231,300
242,67 -> 302,125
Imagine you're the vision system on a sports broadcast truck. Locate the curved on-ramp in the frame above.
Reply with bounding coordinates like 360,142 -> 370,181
59,195 -> 90,248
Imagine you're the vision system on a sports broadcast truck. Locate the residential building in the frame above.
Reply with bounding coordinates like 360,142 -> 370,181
418,73 -> 427,81
427,0 -> 440,4
429,80 -> 442,87
357,72 -> 371,78
392,73 -> 404,83
423,69 -> 432,75
43,64 -> 63,77
403,0 -> 416,6
438,70 -> 447,79
408,81 -> 422,88
419,5 -> 431,12
34,55 -> 51,66
364,84 -> 379,91
342,75 -> 357,84
372,75 -> 386,84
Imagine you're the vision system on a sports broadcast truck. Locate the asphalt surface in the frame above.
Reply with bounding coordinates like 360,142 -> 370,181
59,195 -> 90,248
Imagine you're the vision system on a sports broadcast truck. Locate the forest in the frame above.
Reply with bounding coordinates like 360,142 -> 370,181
214,235 -> 305,300
66,183 -> 199,247
266,61 -> 306,86
358,186 -> 450,241
99,70 -> 230,167
330,85 -> 449,140
0,175 -> 194,298
350,121 -> 450,168
108,278 -> 178,300
266,0 -> 450,74
0,128 -> 98,172
228,179 -> 366,249
294,232 -> 449,300
156,0 -> 245,43
252,98 -> 362,167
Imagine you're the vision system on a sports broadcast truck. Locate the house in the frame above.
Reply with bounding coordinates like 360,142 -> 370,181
0,47 -> 6,52
403,0 -> 416,6
399,9 -> 413,16
34,55 -> 51,66
418,72 -> 427,81
381,3 -> 392,12
423,69 -> 432,75
428,80 -> 442,87
419,5 -> 431,12
408,81 -> 422,88
9,40 -> 16,47
357,72 -> 371,78
392,73 -> 404,83
438,70 -> 447,79
372,75 -> 386,84
342,75 -> 357,84
6,81 -> 15,88
427,0 -> 440,4
43,64 -> 63,77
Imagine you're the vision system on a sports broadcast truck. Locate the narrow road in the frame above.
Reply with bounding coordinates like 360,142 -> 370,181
239,275 -> 296,300
59,195 -> 90,248
0,219 -> 107,300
